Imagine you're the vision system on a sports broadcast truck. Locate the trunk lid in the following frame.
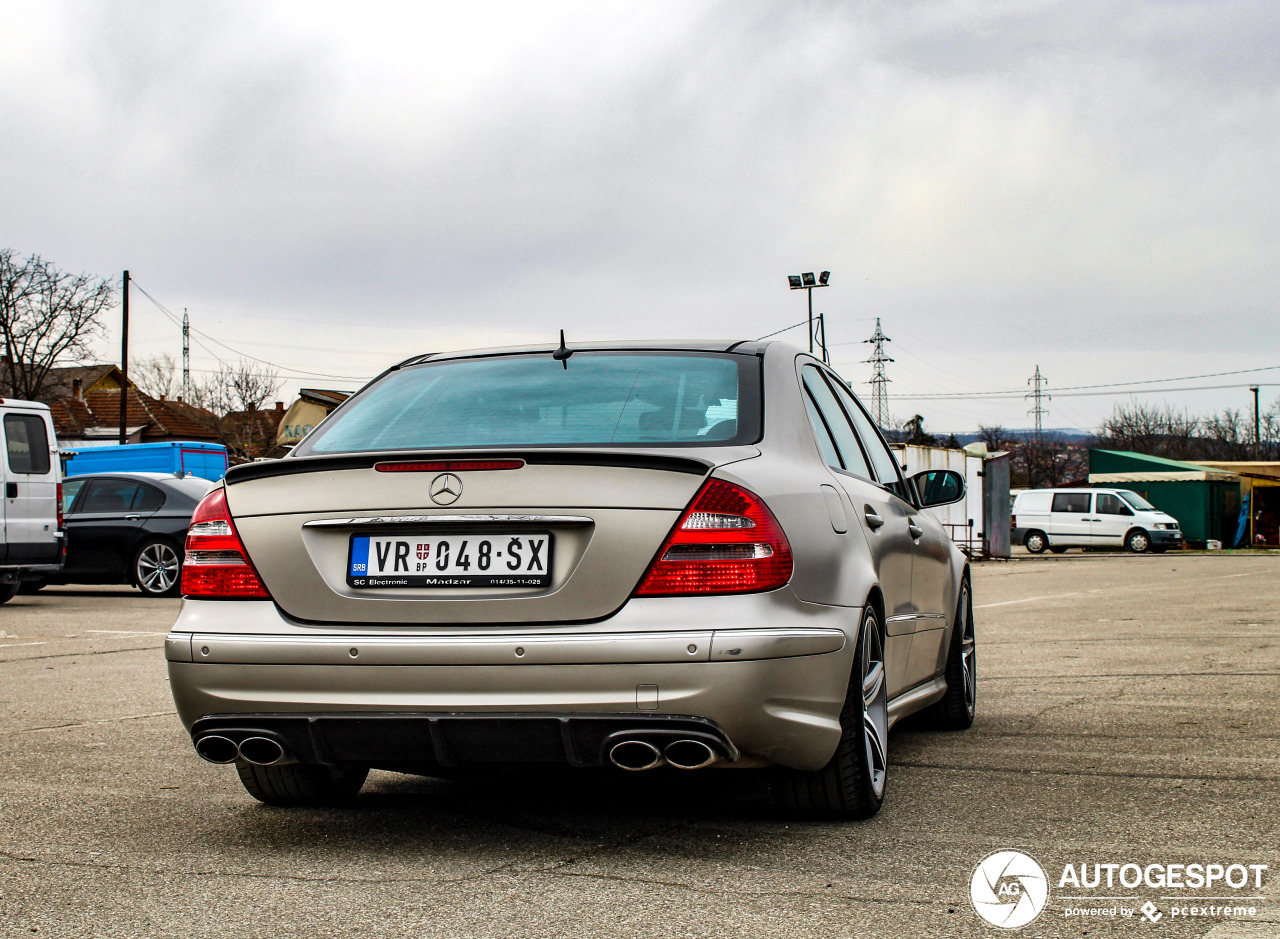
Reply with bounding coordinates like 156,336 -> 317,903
224,448 -> 757,625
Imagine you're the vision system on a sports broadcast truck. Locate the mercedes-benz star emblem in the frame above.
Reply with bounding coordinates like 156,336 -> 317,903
429,473 -> 463,505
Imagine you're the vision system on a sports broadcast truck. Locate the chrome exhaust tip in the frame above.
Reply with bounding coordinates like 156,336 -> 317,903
194,735 -> 239,764
237,736 -> 286,766
609,739 -> 665,771
664,739 -> 720,770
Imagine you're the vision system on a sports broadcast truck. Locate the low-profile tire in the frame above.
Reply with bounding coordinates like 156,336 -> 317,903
921,581 -> 976,730
0,581 -> 19,604
133,538 -> 182,597
236,762 -> 368,807
772,606 -> 887,819
1049,546 -> 1068,554
1125,529 -> 1152,554
1024,530 -> 1048,554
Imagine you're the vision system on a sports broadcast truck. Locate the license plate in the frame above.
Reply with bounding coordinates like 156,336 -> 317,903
347,533 -> 552,587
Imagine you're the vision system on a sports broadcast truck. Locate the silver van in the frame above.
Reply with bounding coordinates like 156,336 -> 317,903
0,400 -> 63,601
1012,487 -> 1181,554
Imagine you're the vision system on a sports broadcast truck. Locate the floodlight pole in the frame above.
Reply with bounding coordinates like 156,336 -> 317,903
807,288 -> 814,355
1251,385 -> 1261,459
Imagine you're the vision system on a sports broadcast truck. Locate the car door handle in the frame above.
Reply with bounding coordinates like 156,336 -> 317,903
908,521 -> 924,539
863,507 -> 885,530
124,514 -> 142,520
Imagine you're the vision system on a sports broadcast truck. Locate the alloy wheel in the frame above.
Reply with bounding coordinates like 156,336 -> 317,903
137,542 -> 180,594
861,615 -> 889,798
958,587 -> 976,716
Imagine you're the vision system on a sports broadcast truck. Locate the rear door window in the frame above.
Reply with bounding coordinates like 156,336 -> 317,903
78,479 -> 142,514
63,478 -> 88,514
132,484 -> 165,513
1052,492 -> 1091,513
4,414 -> 51,475
823,375 -> 908,496
802,393 -> 843,469
801,367 -> 873,479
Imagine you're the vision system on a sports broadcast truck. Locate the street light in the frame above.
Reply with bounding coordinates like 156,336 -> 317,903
787,270 -> 830,360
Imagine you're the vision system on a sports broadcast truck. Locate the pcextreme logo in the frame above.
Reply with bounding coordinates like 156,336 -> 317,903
970,850 -> 1050,929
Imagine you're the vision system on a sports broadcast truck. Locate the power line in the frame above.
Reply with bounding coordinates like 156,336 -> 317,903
755,320 -> 808,341
130,281 -> 372,381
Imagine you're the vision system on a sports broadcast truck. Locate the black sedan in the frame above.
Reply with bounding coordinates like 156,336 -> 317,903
30,472 -> 215,597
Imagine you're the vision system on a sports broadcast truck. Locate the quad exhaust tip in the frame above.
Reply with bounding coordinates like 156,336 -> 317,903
609,739 -> 665,771
237,736 -> 286,766
194,735 -> 238,764
664,739 -> 720,770
193,734 -> 287,766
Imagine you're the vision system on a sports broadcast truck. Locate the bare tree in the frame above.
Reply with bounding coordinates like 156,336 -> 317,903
1096,402 -> 1199,460
0,249 -> 114,400
977,424 -> 1017,451
191,361 -> 282,460
131,353 -> 178,400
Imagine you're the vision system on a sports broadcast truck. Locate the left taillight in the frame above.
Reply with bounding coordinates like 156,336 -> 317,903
634,479 -> 793,596
180,487 -> 271,599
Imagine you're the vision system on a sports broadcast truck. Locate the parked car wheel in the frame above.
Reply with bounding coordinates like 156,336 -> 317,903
134,539 -> 183,597
0,581 -> 20,604
773,606 -> 887,818
1125,529 -> 1152,554
1024,530 -> 1048,554
1049,546 -> 1068,554
922,582 -> 975,730
236,761 -> 368,807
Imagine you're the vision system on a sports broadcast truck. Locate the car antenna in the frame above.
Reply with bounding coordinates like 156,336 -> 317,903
552,329 -> 573,369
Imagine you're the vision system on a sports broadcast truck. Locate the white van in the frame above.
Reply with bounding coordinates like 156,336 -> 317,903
1,400 -> 63,601
1012,487 -> 1181,554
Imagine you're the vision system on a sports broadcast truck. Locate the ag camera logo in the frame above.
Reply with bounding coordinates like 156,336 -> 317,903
971,850 -> 1050,929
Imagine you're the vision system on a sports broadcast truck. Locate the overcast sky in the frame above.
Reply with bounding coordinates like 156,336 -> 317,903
2,0 -> 1277,431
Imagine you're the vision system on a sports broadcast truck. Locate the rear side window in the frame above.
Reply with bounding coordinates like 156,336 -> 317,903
79,480 -> 141,514
824,375 -> 905,491
1052,492 -> 1091,513
4,414 -> 51,475
297,352 -> 760,454
133,484 -> 165,512
63,478 -> 87,514
802,393 -> 843,469
801,367 -> 873,479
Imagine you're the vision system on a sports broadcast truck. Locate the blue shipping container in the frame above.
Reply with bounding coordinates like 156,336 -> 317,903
63,441 -> 229,481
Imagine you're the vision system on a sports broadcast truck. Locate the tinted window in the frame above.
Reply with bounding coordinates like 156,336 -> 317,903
801,367 -> 873,479
1118,490 -> 1155,511
1095,493 -> 1128,515
298,353 -> 759,454
63,478 -> 87,514
826,377 -> 904,490
132,484 -> 165,512
5,414 -> 51,475
802,393 -> 843,468
1052,492 -> 1091,513
79,479 -> 141,514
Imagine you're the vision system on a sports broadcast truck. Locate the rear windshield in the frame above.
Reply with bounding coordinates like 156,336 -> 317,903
296,352 -> 760,454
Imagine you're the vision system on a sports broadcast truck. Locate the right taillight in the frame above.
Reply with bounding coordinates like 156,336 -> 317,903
635,479 -> 793,596
180,487 -> 271,599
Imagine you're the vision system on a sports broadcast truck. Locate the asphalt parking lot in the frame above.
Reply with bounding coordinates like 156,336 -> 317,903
1,553 -> 1277,939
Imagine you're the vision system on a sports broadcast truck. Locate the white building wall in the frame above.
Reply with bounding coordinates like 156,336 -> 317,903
891,444 -> 986,554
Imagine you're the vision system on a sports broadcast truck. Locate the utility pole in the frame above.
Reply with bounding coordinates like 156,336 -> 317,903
182,308 -> 191,402
864,318 -> 893,430
119,270 -> 130,445
1026,365 -> 1049,442
1250,385 -> 1261,460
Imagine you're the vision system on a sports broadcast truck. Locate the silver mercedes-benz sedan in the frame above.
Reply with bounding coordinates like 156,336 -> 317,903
167,340 -> 975,818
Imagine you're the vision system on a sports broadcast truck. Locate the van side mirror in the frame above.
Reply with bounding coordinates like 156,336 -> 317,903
911,469 -> 965,508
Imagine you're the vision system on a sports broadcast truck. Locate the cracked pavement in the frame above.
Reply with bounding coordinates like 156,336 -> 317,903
1,555 -> 1277,938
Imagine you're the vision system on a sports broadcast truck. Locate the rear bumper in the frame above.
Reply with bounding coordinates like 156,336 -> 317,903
166,593 -> 858,771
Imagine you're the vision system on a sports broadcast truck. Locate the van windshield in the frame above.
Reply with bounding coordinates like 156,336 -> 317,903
1117,491 -> 1155,511
296,352 -> 760,454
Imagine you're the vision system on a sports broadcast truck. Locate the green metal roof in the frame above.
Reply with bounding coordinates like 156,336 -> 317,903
1088,449 -> 1218,474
